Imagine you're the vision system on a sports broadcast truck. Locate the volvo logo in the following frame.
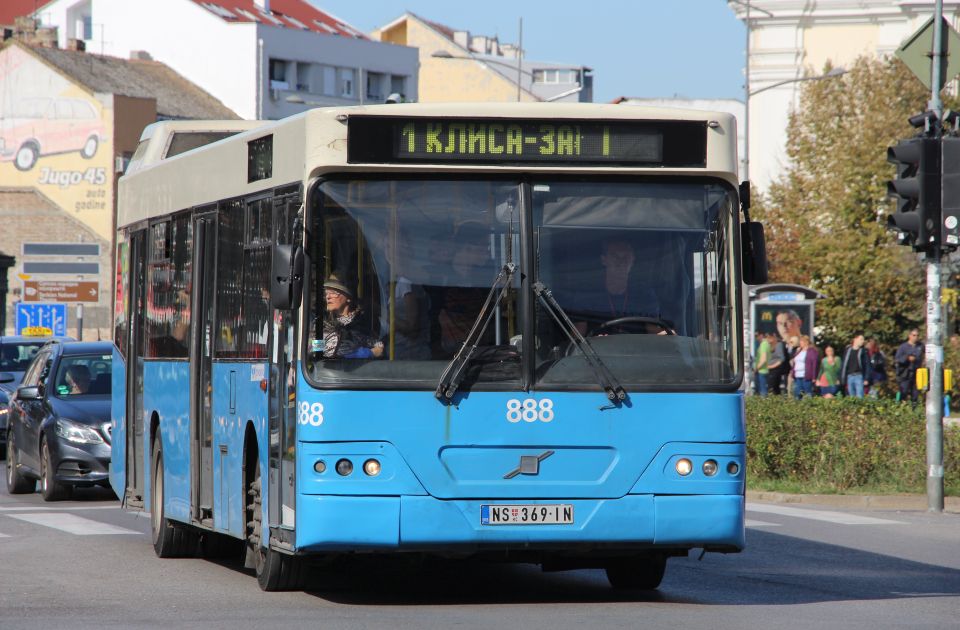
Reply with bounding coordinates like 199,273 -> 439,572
503,450 -> 554,479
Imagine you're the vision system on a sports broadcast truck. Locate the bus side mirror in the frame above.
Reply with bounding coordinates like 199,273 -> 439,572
271,244 -> 304,310
741,221 -> 768,285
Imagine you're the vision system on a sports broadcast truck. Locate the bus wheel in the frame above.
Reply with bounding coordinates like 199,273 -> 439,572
151,438 -> 197,558
605,555 -> 667,590
246,459 -> 303,591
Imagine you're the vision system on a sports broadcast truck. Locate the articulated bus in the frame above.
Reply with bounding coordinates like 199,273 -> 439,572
111,103 -> 767,591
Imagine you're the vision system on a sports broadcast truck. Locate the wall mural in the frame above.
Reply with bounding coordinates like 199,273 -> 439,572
0,45 -> 113,241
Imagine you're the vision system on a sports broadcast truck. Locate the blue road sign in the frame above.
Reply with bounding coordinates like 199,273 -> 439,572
15,302 -> 67,336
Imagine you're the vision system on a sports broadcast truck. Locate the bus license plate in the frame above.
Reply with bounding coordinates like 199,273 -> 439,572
481,504 -> 574,525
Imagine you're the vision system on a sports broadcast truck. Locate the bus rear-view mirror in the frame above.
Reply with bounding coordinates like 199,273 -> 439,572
271,244 -> 304,310
741,221 -> 768,285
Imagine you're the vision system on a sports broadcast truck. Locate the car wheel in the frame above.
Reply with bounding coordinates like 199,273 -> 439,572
6,433 -> 36,494
151,437 -> 197,557
40,438 -> 70,501
14,143 -> 39,171
81,135 -> 98,159
605,555 -> 667,590
246,457 -> 303,591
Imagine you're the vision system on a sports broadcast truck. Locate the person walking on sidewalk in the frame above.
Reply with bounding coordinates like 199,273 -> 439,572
791,335 -> 819,399
840,333 -> 869,398
866,337 -> 888,398
818,345 -> 841,397
895,328 -> 924,403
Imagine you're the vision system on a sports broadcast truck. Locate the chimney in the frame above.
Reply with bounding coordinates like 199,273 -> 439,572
66,38 -> 86,51
130,50 -> 153,60
253,0 -> 270,12
453,30 -> 469,49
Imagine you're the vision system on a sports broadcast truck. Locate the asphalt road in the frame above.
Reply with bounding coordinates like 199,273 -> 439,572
0,484 -> 957,630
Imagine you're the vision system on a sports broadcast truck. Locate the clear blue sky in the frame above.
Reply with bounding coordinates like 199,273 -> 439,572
312,1 -> 747,104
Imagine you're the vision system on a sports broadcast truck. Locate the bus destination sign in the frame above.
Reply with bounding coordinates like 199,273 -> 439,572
347,117 -> 707,167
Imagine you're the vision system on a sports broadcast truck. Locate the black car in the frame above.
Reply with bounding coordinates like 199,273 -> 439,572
0,333 -> 74,455
5,341 -> 113,500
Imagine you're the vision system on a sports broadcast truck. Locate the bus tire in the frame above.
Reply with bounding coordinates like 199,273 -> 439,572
151,438 -> 197,558
246,458 -> 304,591
605,554 -> 667,590
6,433 -> 35,494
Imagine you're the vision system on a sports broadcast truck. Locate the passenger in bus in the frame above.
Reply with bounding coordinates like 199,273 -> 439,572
437,222 -> 495,355
377,232 -> 431,360
312,275 -> 384,360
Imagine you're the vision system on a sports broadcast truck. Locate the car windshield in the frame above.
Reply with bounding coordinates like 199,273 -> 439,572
0,342 -> 46,372
54,354 -> 112,397
304,177 -> 739,390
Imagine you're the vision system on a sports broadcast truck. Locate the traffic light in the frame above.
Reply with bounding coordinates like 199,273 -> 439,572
887,137 -> 941,253
941,136 -> 960,250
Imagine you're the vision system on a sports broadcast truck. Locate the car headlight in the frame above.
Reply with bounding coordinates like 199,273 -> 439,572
54,418 -> 104,444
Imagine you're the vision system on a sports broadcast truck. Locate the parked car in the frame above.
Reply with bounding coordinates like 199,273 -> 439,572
5,340 -> 112,500
0,331 -> 74,457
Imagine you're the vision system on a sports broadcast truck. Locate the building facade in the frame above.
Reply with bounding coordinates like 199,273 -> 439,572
731,0 -> 960,191
0,40 -> 237,337
28,0 -> 419,119
372,13 -> 592,103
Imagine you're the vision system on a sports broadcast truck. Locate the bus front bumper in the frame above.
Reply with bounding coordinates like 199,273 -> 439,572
294,493 -> 745,553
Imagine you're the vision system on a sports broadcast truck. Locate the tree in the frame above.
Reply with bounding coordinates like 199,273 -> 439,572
754,56 -> 948,350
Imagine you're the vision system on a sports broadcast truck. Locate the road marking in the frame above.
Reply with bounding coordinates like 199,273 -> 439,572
0,531 -> 9,538
745,518 -> 781,527
7,513 -> 141,535
746,503 -> 905,525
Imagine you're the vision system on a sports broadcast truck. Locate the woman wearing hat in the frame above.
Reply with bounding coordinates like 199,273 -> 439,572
312,275 -> 384,360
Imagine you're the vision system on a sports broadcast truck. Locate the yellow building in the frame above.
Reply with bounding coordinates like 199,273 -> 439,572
372,13 -> 591,104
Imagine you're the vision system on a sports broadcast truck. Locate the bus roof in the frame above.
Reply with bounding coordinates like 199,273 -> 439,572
117,102 -> 739,229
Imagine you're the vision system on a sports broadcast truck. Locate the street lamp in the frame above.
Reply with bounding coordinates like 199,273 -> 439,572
729,0 -> 774,181
749,67 -> 847,97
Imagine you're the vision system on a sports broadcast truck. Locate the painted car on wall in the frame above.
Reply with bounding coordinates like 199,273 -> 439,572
0,97 -> 106,171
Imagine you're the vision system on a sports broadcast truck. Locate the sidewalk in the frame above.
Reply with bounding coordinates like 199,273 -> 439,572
746,490 -> 960,513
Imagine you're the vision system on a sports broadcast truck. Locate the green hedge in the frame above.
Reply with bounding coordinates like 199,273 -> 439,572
746,396 -> 960,495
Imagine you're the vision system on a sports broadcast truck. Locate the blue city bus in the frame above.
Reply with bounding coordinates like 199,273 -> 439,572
111,104 -> 767,591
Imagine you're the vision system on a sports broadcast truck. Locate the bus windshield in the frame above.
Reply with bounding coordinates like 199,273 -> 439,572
305,178 -> 738,390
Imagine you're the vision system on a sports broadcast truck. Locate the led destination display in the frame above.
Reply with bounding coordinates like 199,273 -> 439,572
347,117 -> 707,167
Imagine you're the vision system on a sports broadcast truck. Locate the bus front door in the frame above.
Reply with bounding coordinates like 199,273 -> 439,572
190,212 -> 217,524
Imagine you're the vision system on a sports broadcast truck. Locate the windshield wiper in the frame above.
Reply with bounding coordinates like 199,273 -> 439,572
533,281 -> 627,404
435,263 -> 517,402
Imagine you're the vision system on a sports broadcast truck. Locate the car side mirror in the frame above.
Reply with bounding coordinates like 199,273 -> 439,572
0,372 -> 14,384
17,385 -> 41,401
741,221 -> 768,285
271,244 -> 304,310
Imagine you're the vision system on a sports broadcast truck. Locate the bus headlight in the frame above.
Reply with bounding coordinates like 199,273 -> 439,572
335,459 -> 353,476
362,459 -> 381,476
314,460 -> 326,474
703,459 -> 718,476
675,458 -> 693,476
727,461 -> 741,476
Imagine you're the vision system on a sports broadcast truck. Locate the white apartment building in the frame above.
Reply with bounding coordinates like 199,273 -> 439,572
30,0 -> 419,120
731,0 -> 960,191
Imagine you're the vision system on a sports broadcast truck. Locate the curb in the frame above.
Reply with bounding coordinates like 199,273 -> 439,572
746,490 -> 960,513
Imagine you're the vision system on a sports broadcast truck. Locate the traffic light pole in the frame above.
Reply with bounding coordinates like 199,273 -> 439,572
926,0 -> 945,513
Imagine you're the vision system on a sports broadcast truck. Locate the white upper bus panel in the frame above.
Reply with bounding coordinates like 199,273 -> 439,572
124,119 -> 266,175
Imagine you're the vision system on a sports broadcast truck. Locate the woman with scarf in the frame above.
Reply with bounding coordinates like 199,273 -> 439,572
313,275 -> 384,360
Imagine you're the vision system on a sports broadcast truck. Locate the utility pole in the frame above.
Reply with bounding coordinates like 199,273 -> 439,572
926,0 -> 945,513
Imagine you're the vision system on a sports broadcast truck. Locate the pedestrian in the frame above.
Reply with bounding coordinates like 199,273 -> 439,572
785,335 -> 800,396
865,337 -> 888,398
894,328 -> 924,403
840,333 -> 870,398
790,335 -> 819,398
817,345 -> 841,397
765,333 -> 788,395
754,332 -> 771,396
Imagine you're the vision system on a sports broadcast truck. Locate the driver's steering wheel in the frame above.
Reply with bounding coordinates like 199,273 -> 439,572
593,316 -> 676,336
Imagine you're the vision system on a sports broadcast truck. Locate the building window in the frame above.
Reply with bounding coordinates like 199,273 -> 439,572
390,75 -> 406,97
340,68 -> 355,98
366,72 -> 384,100
533,69 -> 579,84
323,66 -> 337,95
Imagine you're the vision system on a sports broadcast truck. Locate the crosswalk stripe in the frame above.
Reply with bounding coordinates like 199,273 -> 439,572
7,513 -> 141,535
745,518 -> 781,527
746,503 -> 905,525
0,505 -> 119,512
0,532 -> 9,538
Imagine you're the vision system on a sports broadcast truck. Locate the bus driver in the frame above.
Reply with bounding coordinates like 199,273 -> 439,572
311,275 -> 384,360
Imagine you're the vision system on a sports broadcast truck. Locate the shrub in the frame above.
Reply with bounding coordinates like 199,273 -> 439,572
746,396 -> 960,494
